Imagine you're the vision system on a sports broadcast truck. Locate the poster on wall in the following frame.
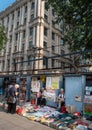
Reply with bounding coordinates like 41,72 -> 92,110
45,77 -> 59,102
44,89 -> 56,102
84,86 -> 92,103
31,78 -> 40,93
84,86 -> 92,116
52,77 -> 59,89
46,77 -> 52,89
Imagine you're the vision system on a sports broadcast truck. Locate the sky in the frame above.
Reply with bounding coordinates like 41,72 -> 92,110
0,0 -> 16,12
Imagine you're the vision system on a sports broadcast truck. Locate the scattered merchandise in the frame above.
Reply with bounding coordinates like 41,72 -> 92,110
0,101 -> 92,130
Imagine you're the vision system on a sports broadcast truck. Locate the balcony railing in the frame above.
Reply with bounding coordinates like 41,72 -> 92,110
13,51 -> 23,58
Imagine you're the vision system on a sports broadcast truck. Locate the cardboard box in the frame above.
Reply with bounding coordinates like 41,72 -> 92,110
70,106 -> 76,113
66,106 -> 71,113
66,105 -> 76,113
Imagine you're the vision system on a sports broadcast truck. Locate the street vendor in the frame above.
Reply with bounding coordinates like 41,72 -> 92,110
37,89 -> 42,106
36,87 -> 46,106
57,88 -> 65,111
40,87 -> 46,106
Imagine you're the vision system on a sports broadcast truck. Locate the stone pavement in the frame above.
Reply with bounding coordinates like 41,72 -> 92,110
0,95 -> 53,130
0,108 -> 54,130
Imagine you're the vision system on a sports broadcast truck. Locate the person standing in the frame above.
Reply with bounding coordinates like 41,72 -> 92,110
57,88 -> 65,112
36,89 -> 42,106
7,83 -> 19,114
40,87 -> 46,106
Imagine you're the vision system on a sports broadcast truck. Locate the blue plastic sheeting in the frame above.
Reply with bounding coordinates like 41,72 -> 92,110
65,75 -> 86,112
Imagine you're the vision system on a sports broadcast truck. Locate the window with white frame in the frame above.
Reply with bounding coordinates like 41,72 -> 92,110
45,2 -> 49,11
30,14 -> 34,20
52,59 -> 55,67
29,41 -> 33,47
43,56 -> 48,68
24,17 -> 27,24
44,27 -> 48,36
17,10 -> 20,17
44,14 -> 48,21
31,2 -> 35,10
23,30 -> 26,38
52,45 -> 55,52
25,5 -> 27,14
44,41 -> 47,49
60,38 -> 64,45
29,27 -> 33,36
52,32 -> 55,40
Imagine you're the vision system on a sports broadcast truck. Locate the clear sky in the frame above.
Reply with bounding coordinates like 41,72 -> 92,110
0,0 -> 16,12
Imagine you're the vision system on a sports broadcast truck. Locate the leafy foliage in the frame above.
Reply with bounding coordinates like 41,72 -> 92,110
0,25 -> 7,50
48,0 -> 92,58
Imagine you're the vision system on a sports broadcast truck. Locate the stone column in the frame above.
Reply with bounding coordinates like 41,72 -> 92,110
18,32 -> 22,52
13,10 -> 17,29
37,0 -> 41,17
24,2 -> 31,71
10,10 -> 17,72
34,0 -> 37,17
35,25 -> 40,70
39,23 -> 44,69
33,26 -> 36,46
20,6 -> 24,25
40,0 -> 44,18
27,2 -> 31,23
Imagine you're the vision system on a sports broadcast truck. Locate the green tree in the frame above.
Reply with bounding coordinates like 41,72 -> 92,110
0,25 -> 7,50
48,0 -> 92,59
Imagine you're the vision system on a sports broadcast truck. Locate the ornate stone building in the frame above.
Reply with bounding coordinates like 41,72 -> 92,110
0,0 -> 69,76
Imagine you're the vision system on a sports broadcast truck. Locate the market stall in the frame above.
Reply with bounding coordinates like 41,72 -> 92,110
83,75 -> 92,120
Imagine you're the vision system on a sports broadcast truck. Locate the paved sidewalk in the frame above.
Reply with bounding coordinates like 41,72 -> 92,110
0,95 -> 53,130
0,108 -> 53,130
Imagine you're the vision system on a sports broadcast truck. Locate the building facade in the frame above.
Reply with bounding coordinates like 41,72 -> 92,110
0,0 -> 70,76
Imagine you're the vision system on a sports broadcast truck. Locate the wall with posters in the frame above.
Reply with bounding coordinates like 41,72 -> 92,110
45,76 -> 63,108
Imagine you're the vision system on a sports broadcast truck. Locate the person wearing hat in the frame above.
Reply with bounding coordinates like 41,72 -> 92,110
57,88 -> 65,112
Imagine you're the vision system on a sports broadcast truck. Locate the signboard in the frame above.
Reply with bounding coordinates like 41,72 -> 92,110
46,77 -> 52,89
31,78 -> 40,92
83,86 -> 92,116
45,76 -> 59,102
44,89 -> 56,102
46,77 -> 59,90
52,77 -> 59,89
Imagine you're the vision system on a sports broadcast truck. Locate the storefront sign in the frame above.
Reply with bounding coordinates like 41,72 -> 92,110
52,77 -> 59,89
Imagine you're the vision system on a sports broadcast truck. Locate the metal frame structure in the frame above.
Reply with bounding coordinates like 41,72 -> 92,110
0,48 -> 92,76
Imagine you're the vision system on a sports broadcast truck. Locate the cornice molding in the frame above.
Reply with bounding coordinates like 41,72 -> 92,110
0,0 -> 31,19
